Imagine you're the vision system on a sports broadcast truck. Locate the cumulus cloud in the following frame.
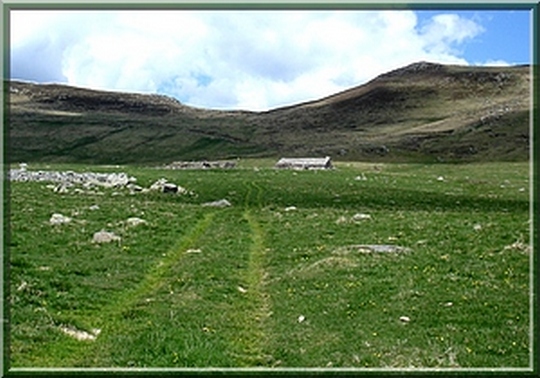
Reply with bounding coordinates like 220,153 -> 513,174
419,13 -> 485,55
10,10 -> 486,111
479,59 -> 512,67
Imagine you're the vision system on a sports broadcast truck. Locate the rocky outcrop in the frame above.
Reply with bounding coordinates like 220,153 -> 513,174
9,168 -> 135,188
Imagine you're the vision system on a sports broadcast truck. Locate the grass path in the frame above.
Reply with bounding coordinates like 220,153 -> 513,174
24,211 -> 217,367
229,209 -> 272,366
108,211 -> 217,315
23,198 -> 277,367
226,181 -> 273,366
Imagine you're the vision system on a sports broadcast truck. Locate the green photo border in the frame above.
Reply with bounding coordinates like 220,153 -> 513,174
1,1 -> 538,375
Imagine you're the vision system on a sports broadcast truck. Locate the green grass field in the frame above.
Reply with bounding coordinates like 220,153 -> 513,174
7,161 -> 532,370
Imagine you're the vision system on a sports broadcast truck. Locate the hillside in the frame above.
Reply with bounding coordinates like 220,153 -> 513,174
6,62 -> 532,164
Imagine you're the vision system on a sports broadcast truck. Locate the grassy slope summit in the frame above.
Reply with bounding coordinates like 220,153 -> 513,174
7,62 -> 531,164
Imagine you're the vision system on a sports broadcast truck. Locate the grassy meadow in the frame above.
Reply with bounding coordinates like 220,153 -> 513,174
7,160 -> 532,370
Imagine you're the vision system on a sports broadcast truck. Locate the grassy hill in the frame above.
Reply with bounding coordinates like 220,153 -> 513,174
7,62 -> 531,164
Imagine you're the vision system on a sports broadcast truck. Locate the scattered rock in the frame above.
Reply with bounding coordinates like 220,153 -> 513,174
49,213 -> 72,225
92,230 -> 121,244
334,244 -> 411,255
284,206 -> 297,212
298,315 -> 306,323
126,217 -> 147,227
237,286 -> 248,294
437,176 -> 445,181
60,326 -> 101,341
163,183 -> 179,193
202,199 -> 232,208
9,168 -> 134,188
336,213 -> 372,224
149,178 -> 168,191
164,160 -> 236,170
16,281 -> 28,292
352,213 -> 372,221
399,316 -> 411,323
473,224 -> 482,231
504,241 -> 531,253
148,178 -> 190,194
53,182 -> 72,193
127,183 -> 144,194
354,174 -> 368,181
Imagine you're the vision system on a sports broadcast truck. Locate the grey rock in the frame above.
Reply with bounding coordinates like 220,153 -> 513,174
202,199 -> 232,208
49,213 -> 72,225
92,230 -> 121,244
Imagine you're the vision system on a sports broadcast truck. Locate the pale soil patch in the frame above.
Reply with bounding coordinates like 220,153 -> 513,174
11,105 -> 82,117
293,256 -> 359,278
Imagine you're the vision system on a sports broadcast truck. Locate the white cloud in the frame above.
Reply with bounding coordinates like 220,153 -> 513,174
480,59 -> 512,67
419,13 -> 485,55
10,9 -> 487,111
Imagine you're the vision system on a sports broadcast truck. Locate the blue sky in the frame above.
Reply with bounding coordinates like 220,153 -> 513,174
415,10 -> 531,65
10,9 -> 532,111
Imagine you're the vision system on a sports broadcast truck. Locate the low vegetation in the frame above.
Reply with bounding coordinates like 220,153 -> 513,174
8,160 -> 531,370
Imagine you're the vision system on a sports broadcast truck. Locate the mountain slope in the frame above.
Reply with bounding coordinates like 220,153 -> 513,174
7,62 -> 531,164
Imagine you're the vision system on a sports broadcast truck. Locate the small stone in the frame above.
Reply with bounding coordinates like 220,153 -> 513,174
473,224 -> 482,231
60,326 -> 100,341
127,184 -> 144,193
437,176 -> 445,181
202,199 -> 232,208
285,206 -> 297,212
17,281 -> 28,291
53,183 -> 71,193
126,217 -> 147,227
355,244 -> 409,253
92,230 -> 121,244
399,316 -> 410,323
162,183 -> 178,193
354,174 -> 367,181
238,286 -> 247,294
49,213 -> 72,225
298,315 -> 306,323
149,178 -> 168,191
352,213 -> 371,221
